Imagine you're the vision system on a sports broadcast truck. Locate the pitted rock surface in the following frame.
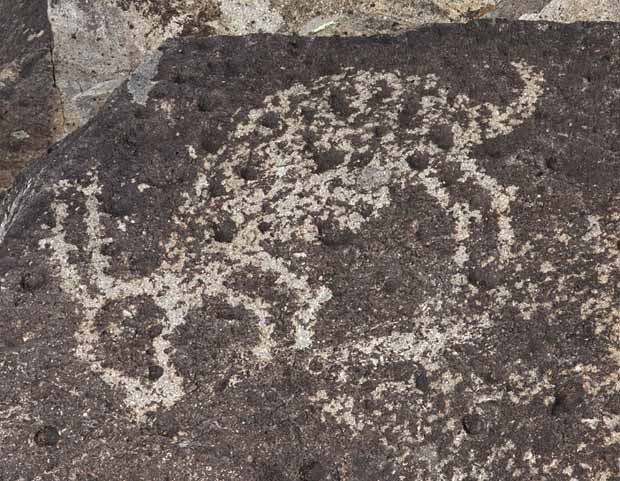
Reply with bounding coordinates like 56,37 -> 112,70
2,21 -> 620,480
521,0 -> 620,21
44,0 -> 569,138
0,0 -> 58,192
1,0 -> 616,192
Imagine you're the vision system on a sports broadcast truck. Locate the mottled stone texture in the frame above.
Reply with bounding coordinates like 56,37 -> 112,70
521,0 -> 620,21
42,0 -> 552,140
2,21 -> 620,480
0,0 -> 58,192
1,0 -> 615,194
42,0 -> 620,146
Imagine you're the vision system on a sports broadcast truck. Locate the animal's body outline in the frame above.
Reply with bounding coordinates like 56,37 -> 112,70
43,60 -> 546,423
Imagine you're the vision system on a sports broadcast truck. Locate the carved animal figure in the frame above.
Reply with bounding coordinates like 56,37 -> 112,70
45,61 -> 545,423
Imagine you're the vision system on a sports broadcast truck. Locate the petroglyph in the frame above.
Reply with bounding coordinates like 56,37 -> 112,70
43,61 -> 545,422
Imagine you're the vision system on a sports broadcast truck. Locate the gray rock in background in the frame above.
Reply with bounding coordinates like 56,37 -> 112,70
520,0 -> 620,21
484,0 -> 551,19
46,0 -> 190,135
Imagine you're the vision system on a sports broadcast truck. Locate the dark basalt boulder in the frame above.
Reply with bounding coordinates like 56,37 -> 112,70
0,0 -> 60,192
1,21 -> 620,480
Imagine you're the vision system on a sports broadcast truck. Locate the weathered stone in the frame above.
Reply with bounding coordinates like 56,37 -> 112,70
461,413 -> 485,435
8,0 -> 608,155
0,0 -> 58,191
34,425 -> 60,447
6,0 -> 616,196
43,1 -> 562,140
2,21 -> 620,480
520,0 -> 620,21
485,0 -> 551,19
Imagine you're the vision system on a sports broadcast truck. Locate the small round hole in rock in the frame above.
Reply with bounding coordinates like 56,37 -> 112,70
239,165 -> 258,181
148,365 -> 164,381
34,426 -> 60,447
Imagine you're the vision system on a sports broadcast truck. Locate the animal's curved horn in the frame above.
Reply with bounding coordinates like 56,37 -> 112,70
483,61 -> 545,139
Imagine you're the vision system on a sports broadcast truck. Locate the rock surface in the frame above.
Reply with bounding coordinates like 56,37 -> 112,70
0,0 -> 59,193
4,0 -> 619,192
44,0 -> 555,138
45,0 -> 450,138
485,0 -> 550,19
2,21 -> 620,480
44,0 -> 620,141
521,0 -> 620,21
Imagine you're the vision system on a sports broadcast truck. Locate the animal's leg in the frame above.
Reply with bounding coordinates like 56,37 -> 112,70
46,173 -> 198,420
445,62 -> 545,263
232,248 -> 333,352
